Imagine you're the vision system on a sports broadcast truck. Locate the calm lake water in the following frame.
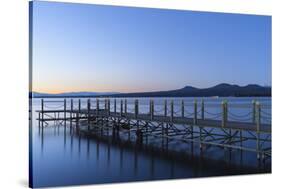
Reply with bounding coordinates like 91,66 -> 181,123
30,97 -> 271,188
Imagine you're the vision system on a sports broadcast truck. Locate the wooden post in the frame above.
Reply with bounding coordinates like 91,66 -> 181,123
256,102 -> 261,159
114,99 -> 117,115
96,98 -> 99,116
120,99 -> 123,116
170,100 -> 174,122
135,99 -> 138,119
41,99 -> 44,128
221,100 -> 228,128
64,99 -> 66,128
164,100 -> 167,117
193,99 -> 197,125
201,99 -> 204,120
150,99 -> 154,120
104,99 -> 107,111
252,100 -> 256,123
124,99 -> 127,116
87,99 -> 90,130
70,99 -> 73,128
108,99 -> 110,116
181,100 -> 184,118
77,99 -> 81,127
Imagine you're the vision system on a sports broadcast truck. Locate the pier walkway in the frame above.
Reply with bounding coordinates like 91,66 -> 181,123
35,98 -> 272,160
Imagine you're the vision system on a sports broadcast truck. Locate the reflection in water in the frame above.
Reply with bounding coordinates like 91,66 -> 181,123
34,123 -> 271,188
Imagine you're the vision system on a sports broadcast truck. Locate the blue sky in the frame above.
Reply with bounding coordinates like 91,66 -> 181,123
32,1 -> 271,93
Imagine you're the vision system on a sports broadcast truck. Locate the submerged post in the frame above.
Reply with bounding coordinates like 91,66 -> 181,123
170,100 -> 174,122
135,99 -> 139,119
181,100 -> 184,118
256,101 -> 261,159
252,100 -> 256,123
201,99 -> 205,120
193,99 -> 197,125
150,99 -> 154,120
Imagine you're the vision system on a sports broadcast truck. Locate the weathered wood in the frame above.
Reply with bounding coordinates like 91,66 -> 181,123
181,100 -> 184,118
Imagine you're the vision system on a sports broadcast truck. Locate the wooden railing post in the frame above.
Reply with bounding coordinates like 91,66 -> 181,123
70,99 -> 73,127
164,100 -> 167,117
252,100 -> 256,123
135,99 -> 138,119
201,99 -> 205,120
170,100 -> 174,122
96,98 -> 99,116
150,99 -> 154,120
181,100 -> 184,118
108,99 -> 110,116
87,99 -> 90,130
124,99 -> 127,116
256,102 -> 261,133
64,99 -> 66,128
221,100 -> 228,128
193,99 -> 197,125
114,99 -> 117,115
77,99 -> 81,127
256,101 -> 261,159
120,99 -> 123,116
41,99 -> 44,128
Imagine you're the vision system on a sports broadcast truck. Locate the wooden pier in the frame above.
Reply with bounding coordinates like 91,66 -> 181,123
36,98 -> 271,160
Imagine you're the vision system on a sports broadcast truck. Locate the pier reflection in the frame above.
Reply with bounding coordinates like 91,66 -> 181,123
37,122 -> 271,184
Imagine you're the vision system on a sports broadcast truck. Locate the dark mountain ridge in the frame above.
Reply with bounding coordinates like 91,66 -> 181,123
31,83 -> 271,98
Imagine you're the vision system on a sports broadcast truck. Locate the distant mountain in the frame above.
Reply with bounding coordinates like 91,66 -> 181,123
31,83 -> 271,98
110,83 -> 271,97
